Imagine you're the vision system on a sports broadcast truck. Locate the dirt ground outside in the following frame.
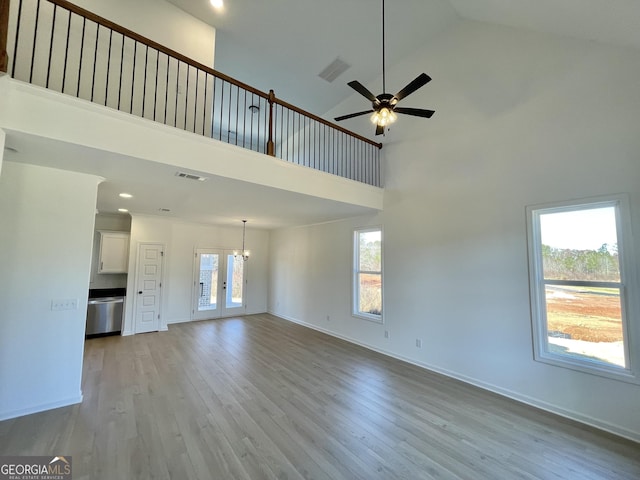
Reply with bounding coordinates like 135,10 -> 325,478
545,286 -> 623,342
545,286 -> 625,367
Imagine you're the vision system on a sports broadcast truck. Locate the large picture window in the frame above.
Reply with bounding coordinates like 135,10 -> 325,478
527,196 -> 638,382
353,227 -> 383,322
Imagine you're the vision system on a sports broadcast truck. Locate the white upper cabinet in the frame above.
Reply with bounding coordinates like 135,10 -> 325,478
98,231 -> 130,274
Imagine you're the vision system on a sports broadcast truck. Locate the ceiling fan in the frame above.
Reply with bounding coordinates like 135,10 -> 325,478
334,0 -> 435,136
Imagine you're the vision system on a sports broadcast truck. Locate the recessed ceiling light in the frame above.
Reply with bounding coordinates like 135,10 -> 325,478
118,208 -> 129,213
119,193 -> 133,198
210,0 -> 223,9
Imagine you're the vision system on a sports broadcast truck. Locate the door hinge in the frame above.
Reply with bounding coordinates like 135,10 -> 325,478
158,314 -> 160,319
161,251 -> 164,256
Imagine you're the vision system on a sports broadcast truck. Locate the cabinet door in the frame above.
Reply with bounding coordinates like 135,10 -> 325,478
99,232 -> 130,273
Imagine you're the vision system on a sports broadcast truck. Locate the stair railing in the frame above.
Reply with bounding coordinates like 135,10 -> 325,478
3,0 -> 383,186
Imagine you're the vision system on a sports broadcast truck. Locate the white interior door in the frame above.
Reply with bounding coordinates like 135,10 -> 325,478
193,249 -> 246,320
134,243 -> 164,334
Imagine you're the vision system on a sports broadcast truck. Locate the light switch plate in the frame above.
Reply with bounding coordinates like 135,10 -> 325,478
51,299 -> 78,311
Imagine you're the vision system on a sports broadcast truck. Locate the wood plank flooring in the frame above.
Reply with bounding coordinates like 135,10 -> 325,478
1,313 -> 638,479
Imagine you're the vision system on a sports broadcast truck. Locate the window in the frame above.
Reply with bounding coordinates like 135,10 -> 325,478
353,227 -> 383,322
527,195 -> 638,382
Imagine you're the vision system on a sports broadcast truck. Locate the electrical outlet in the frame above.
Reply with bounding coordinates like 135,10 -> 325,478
384,330 -> 390,339
51,299 -> 78,311
416,338 -> 422,348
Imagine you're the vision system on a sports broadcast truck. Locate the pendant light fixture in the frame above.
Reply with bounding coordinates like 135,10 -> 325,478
234,220 -> 250,261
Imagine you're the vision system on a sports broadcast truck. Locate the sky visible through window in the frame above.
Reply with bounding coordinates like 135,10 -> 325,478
360,231 -> 380,244
540,207 -> 617,251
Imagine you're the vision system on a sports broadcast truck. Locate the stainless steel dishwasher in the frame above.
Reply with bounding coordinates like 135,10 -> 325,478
86,296 -> 124,336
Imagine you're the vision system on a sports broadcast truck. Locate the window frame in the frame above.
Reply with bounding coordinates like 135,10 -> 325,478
353,226 -> 384,323
526,194 -> 639,384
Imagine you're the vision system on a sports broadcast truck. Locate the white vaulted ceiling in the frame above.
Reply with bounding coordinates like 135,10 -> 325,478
165,0 -> 640,114
166,0 -> 458,114
449,0 -> 640,50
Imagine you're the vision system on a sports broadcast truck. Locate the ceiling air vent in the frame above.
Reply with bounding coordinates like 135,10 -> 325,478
175,171 -> 208,182
318,57 -> 351,83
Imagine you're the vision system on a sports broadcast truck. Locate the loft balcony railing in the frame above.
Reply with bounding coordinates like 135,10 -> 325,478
0,0 -> 383,187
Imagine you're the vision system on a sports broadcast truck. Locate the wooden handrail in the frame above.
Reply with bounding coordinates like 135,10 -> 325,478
274,96 -> 383,149
47,0 -> 269,99
0,0 -> 9,74
47,0 -> 383,151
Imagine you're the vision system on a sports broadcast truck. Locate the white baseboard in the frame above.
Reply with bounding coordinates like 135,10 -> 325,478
270,310 -> 640,444
0,394 -> 83,421
167,310 -> 268,327
167,317 -> 192,325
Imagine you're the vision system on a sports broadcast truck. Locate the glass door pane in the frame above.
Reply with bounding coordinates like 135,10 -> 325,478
193,249 -> 222,321
224,253 -> 244,311
198,253 -> 219,311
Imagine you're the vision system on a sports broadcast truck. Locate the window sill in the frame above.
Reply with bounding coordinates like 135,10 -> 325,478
353,312 -> 383,324
535,351 -> 639,386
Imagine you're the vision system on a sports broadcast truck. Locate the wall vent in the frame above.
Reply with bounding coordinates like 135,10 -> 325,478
318,57 -> 351,83
175,171 -> 208,182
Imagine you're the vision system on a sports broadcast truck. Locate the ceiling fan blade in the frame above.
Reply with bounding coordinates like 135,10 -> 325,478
335,110 -> 374,122
348,80 -> 378,103
375,124 -> 385,136
394,107 -> 435,118
393,73 -> 431,102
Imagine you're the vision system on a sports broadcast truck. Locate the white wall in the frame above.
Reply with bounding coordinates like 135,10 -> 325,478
0,129 -> 4,175
270,21 -> 640,441
74,0 -> 215,66
123,215 -> 269,334
0,162 -> 101,420
89,213 -> 131,289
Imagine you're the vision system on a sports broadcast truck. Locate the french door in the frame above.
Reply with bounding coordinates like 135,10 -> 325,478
192,249 -> 246,320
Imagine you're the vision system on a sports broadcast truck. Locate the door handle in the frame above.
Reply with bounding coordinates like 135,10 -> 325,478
200,282 -> 204,296
138,291 -> 142,294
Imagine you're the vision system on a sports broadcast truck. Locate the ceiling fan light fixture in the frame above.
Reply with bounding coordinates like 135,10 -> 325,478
371,107 -> 397,126
333,0 -> 434,135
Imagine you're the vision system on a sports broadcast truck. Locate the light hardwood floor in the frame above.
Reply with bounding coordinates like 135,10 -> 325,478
1,313 -> 638,479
